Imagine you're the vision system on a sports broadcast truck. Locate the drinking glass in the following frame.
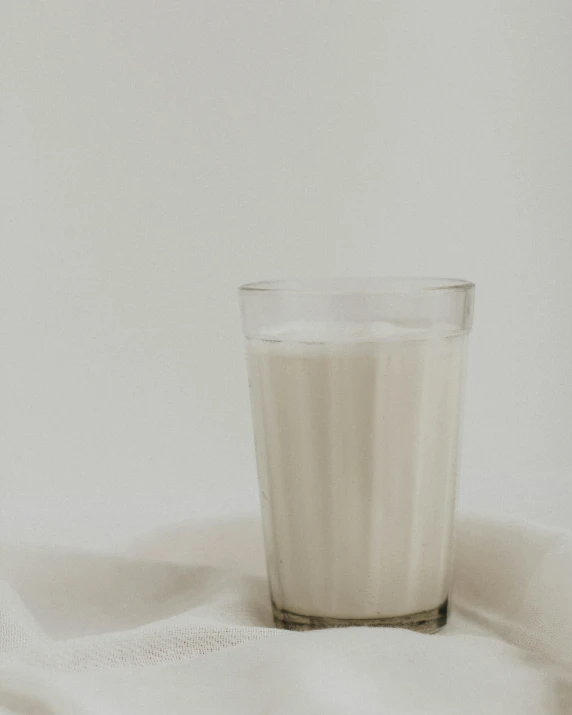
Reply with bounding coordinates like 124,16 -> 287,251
239,278 -> 475,632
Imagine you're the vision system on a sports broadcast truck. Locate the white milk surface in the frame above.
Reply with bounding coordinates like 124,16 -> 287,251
247,322 -> 467,619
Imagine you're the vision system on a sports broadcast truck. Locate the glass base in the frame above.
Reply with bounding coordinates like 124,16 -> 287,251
272,600 -> 448,634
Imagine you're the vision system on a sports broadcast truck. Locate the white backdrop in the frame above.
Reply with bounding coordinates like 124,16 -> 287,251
2,0 -> 571,548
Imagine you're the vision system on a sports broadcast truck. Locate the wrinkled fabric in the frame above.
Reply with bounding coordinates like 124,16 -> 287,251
0,513 -> 570,714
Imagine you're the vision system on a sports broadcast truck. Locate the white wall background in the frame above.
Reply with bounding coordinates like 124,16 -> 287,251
2,0 -> 571,548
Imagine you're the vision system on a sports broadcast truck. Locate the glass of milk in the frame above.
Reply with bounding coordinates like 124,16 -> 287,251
239,278 -> 475,633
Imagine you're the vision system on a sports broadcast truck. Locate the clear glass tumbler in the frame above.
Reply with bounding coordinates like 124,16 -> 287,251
239,278 -> 475,633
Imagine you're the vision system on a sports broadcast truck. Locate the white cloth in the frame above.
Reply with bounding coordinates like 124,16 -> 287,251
0,513 -> 570,714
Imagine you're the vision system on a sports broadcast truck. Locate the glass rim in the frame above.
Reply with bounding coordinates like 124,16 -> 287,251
239,277 -> 475,296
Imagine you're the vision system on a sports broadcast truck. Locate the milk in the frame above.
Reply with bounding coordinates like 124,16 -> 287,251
246,322 -> 466,620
